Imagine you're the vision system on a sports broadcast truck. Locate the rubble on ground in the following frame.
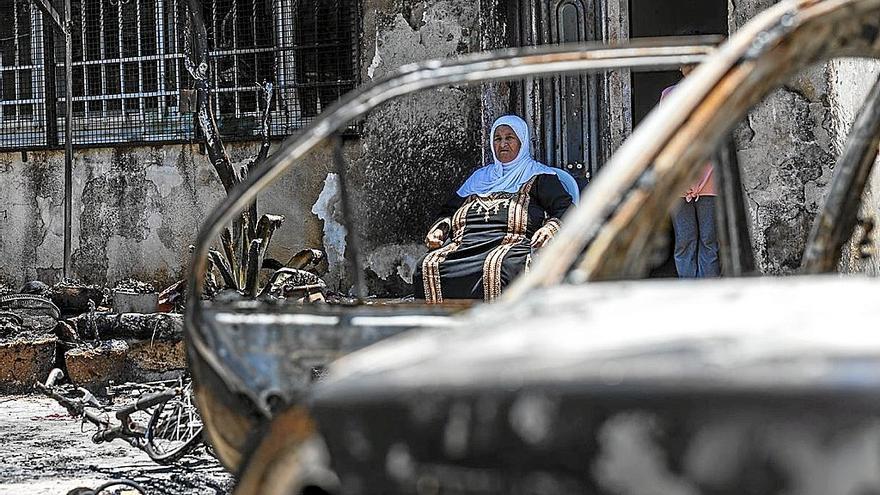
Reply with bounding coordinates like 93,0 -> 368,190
0,279 -> 180,393
0,394 -> 234,494
113,278 -> 156,294
0,266 -> 329,392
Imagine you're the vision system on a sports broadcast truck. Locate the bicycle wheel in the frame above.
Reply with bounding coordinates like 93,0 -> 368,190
144,380 -> 203,464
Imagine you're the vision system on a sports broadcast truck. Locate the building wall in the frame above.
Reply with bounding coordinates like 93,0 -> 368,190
730,0 -> 880,275
12,0 -> 872,290
0,0 -> 485,295
353,0 -> 484,295
826,59 -> 880,275
0,142 -> 336,288
730,0 -> 838,274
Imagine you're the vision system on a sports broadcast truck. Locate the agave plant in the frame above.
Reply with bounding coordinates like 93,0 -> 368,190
208,213 -> 283,298
177,1 -> 326,300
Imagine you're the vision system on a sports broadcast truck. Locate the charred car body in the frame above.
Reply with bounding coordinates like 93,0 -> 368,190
185,0 -> 880,493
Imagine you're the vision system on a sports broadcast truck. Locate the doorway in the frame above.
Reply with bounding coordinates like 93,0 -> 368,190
629,0 -> 727,277
630,0 -> 728,126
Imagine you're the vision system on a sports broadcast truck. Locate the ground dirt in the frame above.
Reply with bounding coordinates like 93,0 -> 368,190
0,395 -> 234,494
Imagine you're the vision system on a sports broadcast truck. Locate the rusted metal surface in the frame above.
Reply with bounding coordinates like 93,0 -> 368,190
801,75 -> 880,273
294,276 -> 880,495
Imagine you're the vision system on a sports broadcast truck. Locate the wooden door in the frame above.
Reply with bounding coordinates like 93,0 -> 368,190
510,0 -> 602,184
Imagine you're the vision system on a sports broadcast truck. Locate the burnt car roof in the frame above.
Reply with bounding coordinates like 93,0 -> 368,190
314,276 -> 880,402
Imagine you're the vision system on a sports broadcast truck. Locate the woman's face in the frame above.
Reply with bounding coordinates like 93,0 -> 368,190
493,125 -> 522,164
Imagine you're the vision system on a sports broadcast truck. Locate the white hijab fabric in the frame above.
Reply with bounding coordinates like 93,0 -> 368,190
456,115 -> 580,204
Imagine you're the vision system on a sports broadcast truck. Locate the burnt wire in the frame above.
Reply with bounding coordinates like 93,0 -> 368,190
69,479 -> 148,495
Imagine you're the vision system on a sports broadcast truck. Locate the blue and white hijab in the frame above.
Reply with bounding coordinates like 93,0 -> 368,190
456,115 -> 580,204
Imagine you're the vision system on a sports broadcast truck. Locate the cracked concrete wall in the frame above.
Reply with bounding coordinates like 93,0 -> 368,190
0,152 -> 65,284
735,70 -> 836,273
0,140 -> 344,289
826,59 -> 880,275
0,145 -> 227,287
731,0 -> 837,274
732,0 -> 880,275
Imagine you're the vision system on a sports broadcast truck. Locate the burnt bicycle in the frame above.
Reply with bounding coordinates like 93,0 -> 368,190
35,368 -> 204,465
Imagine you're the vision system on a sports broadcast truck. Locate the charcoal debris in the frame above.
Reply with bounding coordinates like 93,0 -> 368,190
113,279 -> 156,294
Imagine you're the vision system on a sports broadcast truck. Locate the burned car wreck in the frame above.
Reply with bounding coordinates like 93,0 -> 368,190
184,0 -> 880,493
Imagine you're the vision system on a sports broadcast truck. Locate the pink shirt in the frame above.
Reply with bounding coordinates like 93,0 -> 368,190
661,85 -> 716,197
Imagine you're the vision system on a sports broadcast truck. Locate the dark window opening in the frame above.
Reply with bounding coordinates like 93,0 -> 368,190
629,0 -> 728,127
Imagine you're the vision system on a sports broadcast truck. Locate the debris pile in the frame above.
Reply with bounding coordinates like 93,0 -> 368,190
0,279 -> 177,393
51,280 -> 104,317
0,248 -> 329,393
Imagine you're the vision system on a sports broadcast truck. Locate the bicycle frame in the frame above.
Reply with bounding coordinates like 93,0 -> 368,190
36,369 -> 183,451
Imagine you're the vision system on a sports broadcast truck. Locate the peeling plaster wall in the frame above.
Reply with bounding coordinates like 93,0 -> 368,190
0,141 -> 344,289
732,0 -> 880,275
354,0 -> 483,295
0,145 -> 227,287
730,1 -> 837,274
735,70 -> 836,273
825,59 -> 880,275
0,152 -> 65,283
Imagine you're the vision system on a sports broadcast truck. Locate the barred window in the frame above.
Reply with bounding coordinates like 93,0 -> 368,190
0,0 -> 47,148
0,0 -> 359,150
58,0 -> 190,144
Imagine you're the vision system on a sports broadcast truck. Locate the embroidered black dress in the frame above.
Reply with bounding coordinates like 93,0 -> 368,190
414,174 -> 573,303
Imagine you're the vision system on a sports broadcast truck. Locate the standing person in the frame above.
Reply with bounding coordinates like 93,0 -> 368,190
413,115 -> 579,303
662,65 -> 720,278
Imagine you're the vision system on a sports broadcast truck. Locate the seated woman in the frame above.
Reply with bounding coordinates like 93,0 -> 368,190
414,115 -> 579,303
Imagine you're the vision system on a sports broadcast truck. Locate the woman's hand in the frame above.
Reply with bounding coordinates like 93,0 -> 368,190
532,219 -> 560,249
425,228 -> 447,249
531,226 -> 554,249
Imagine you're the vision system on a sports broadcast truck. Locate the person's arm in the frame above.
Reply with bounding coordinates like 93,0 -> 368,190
425,195 -> 465,249
686,165 -> 714,202
531,175 -> 573,248
694,166 -> 714,199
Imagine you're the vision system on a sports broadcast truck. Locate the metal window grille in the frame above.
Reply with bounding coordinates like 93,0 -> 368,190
0,0 -> 358,150
54,0 -> 191,144
269,0 -> 357,135
0,0 -> 47,148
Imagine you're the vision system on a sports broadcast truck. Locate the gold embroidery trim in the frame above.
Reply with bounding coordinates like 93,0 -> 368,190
422,199 -> 471,304
427,217 -> 452,238
482,178 -> 534,302
543,217 -> 561,236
